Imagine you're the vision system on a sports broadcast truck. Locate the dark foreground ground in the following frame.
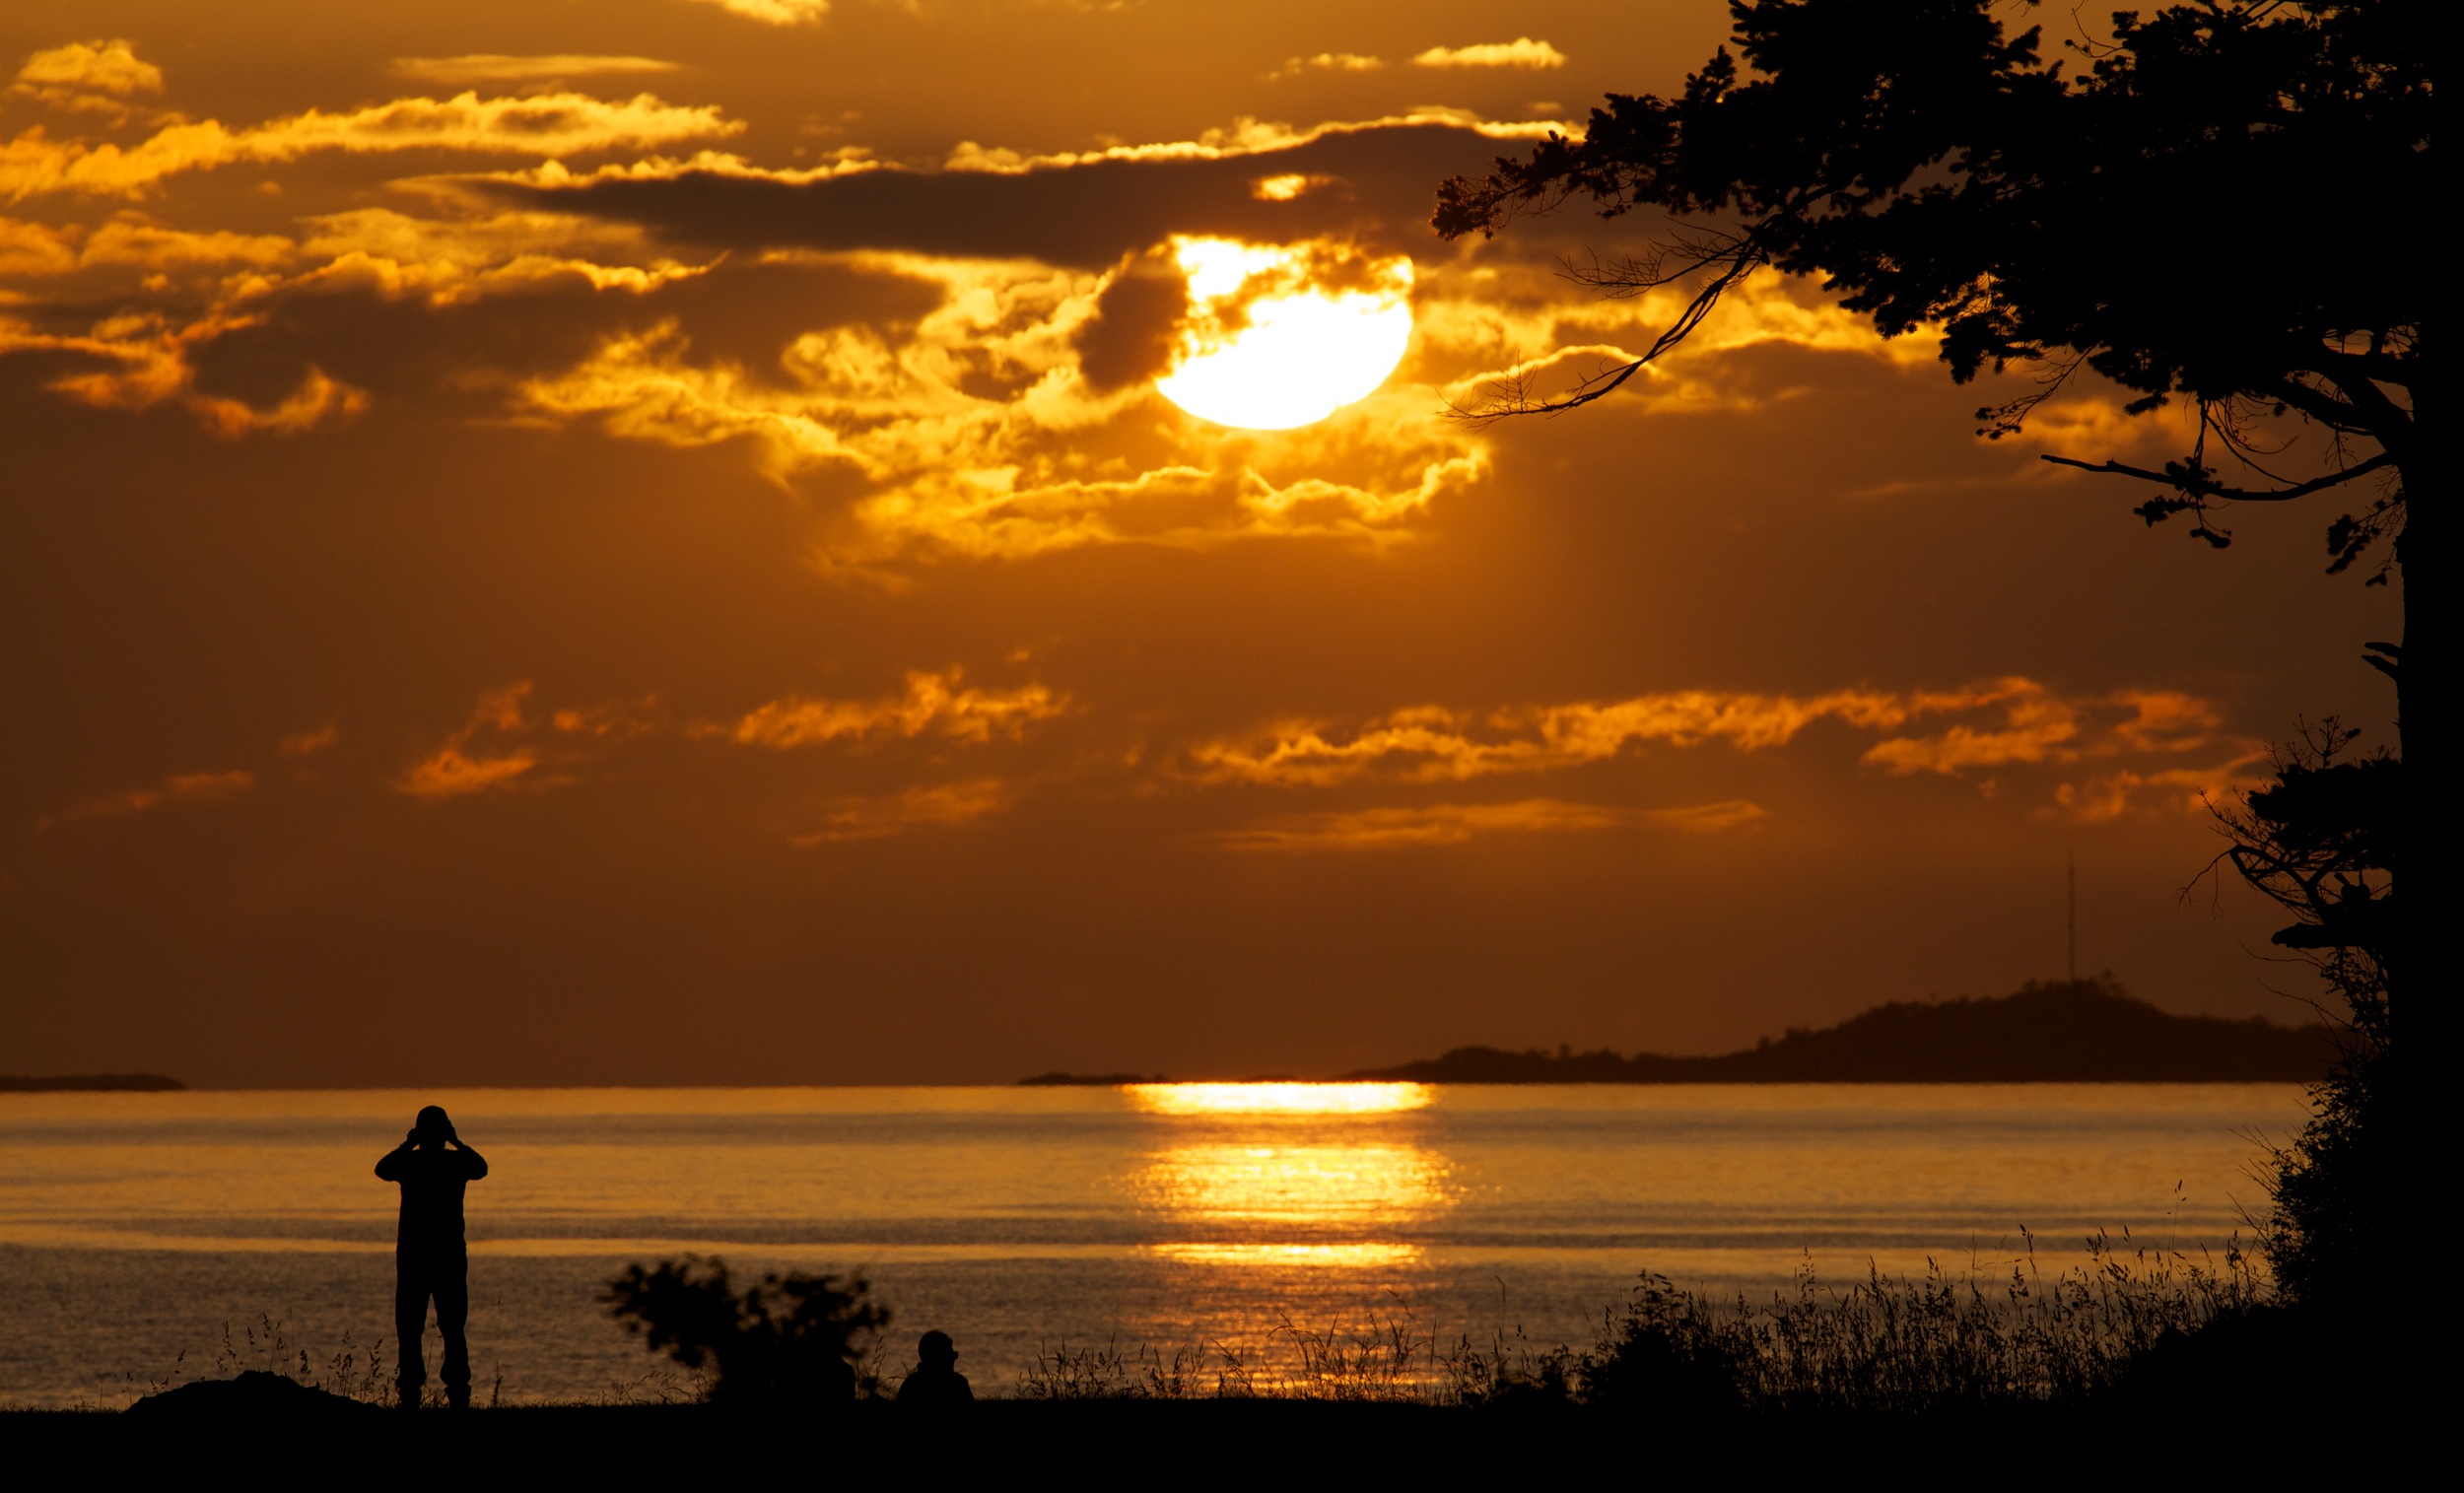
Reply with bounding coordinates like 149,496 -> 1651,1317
0,1395 -> 2378,1480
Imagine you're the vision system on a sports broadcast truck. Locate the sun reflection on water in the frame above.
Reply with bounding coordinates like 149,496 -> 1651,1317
1127,1082 -> 1432,1116
1128,1083 -> 1449,1268
1145,1243 -> 1423,1268
1139,1143 -> 1449,1226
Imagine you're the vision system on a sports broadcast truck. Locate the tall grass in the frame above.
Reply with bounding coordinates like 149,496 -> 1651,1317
105,1314 -> 402,1408
1022,1232 -> 2265,1412
1019,1310 -> 1430,1401
1484,1231 -> 2263,1412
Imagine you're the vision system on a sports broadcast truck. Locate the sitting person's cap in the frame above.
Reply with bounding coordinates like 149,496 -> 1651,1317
919,1330 -> 956,1361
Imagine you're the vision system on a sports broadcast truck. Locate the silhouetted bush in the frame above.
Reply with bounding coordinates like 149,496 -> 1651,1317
602,1255 -> 888,1406
1568,1281 -> 1743,1416
2212,722 -> 2400,1308
2261,1029 -> 2392,1308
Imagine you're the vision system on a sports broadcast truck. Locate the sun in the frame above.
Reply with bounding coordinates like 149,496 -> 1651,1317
1154,238 -> 1414,431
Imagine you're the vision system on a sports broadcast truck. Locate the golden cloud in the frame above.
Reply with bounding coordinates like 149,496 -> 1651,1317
3,91 -> 739,202
1,203 -> 706,435
1420,264 -> 1947,422
399,683 -> 545,799
395,671 -> 1048,808
185,367 -> 368,439
389,55 -> 683,86
679,0 -> 832,24
279,723 -> 341,757
1250,172 -> 1335,202
1189,687 -> 1938,786
0,213 -> 294,279
0,215 -> 77,276
513,245 -> 2003,572
38,768 -> 253,828
1858,685 -> 2237,777
942,107 -> 1566,174
395,681 -> 661,800
519,247 -> 1487,568
1191,678 -> 2252,816
81,215 -> 295,270
400,745 -> 537,799
1213,796 -> 1763,851
1857,691 -> 2082,777
292,207 -> 709,305
0,308 -> 368,437
2046,757 -> 2269,823
1411,38 -> 1567,69
486,149 -> 879,190
727,669 -> 1067,748
1268,54 -> 1387,79
789,780 -> 1012,845
11,39 -> 164,116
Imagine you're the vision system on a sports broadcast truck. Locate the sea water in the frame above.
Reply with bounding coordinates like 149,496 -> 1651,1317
0,1083 -> 2306,1406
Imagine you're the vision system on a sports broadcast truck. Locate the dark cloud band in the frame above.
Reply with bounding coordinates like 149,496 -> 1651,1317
508,122 -> 1527,266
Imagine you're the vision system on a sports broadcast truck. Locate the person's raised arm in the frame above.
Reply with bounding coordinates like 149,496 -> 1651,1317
375,1130 -> 417,1181
452,1140 -> 488,1181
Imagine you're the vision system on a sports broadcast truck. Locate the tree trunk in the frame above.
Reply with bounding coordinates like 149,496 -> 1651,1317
2392,434 -> 2432,1068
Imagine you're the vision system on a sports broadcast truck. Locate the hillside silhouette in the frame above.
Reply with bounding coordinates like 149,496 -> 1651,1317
1345,980 -> 2331,1083
1017,1071 -> 1169,1086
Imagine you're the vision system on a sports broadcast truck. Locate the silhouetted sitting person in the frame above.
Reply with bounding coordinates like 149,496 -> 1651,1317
375,1106 -> 488,1410
895,1330 -> 974,1407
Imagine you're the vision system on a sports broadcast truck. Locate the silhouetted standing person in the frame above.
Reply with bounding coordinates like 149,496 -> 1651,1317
895,1330 -> 973,1406
376,1106 -> 487,1409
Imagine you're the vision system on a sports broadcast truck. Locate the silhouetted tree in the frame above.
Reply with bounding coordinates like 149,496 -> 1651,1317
603,1255 -> 888,1405
1432,0 -> 2431,1203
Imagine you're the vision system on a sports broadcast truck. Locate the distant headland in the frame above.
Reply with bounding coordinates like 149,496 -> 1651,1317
1018,1071 -> 1170,1086
1342,979 -> 2332,1084
0,1072 -> 185,1092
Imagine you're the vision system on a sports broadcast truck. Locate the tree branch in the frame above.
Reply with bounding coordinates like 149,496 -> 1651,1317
2039,448 -> 2395,502
1450,238 -> 1771,425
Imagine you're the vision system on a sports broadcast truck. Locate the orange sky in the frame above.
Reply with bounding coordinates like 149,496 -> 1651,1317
0,1 -> 2397,1085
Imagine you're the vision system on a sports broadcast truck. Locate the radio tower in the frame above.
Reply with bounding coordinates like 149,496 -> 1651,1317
2066,849 -> 2078,984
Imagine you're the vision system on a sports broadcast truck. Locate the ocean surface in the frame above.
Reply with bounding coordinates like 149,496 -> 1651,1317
0,1083 -> 2305,1407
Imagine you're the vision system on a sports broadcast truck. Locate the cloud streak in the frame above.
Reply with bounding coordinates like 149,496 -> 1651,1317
389,55 -> 684,86
519,116 -> 1558,267
4,91 -> 738,202
727,669 -> 1067,748
678,0 -> 832,24
1213,796 -> 1762,851
393,670 -> 1060,808
1190,678 -> 2257,807
11,38 -> 164,117
39,768 -> 254,828
398,683 -> 546,799
0,307 -> 371,437
790,780 -> 1011,844
1411,39 -> 1567,70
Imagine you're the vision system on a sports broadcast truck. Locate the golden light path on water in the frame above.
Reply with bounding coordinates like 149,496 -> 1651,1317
1152,237 -> 1415,431
1128,1082 -> 1446,1268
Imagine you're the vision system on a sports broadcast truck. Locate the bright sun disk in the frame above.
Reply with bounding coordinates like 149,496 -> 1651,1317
1154,237 -> 1414,431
